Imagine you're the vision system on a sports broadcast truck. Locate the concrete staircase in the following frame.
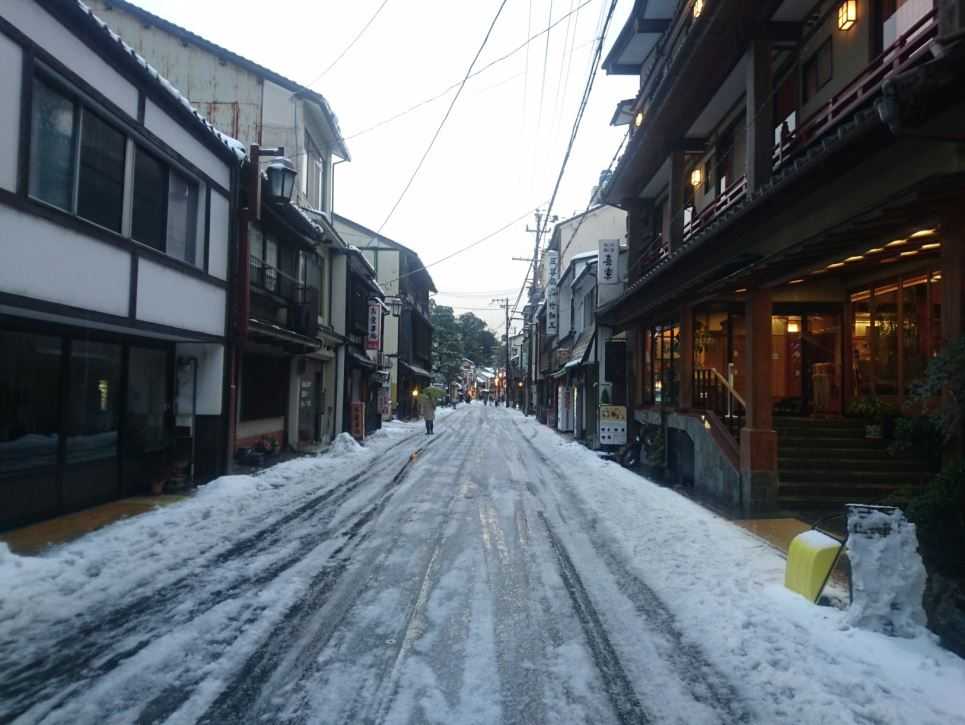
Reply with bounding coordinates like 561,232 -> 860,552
775,417 -> 932,510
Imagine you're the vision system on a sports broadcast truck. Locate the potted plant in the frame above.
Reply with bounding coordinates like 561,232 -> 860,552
847,395 -> 885,438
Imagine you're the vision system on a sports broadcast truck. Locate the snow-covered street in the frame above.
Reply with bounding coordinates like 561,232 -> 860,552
2,403 -> 964,724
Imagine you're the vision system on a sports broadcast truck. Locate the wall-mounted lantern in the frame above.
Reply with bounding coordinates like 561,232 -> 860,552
634,111 -> 644,128
386,296 -> 403,317
837,1 -> 857,30
265,157 -> 297,202
693,0 -> 704,19
690,167 -> 703,188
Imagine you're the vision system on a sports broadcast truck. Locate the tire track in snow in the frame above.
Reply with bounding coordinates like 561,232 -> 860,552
538,511 -> 651,725
511,416 -> 751,724
1,429 -> 427,723
192,428 -> 458,724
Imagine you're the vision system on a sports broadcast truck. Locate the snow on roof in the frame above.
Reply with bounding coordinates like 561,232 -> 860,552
75,1 -> 246,162
79,0 -> 349,161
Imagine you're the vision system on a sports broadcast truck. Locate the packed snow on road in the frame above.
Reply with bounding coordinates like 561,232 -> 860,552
1,403 -> 963,724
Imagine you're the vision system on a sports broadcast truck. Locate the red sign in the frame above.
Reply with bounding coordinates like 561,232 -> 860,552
367,302 -> 382,350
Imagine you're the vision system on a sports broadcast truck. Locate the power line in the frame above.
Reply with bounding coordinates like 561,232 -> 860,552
373,0 -> 511,239
510,0 -> 620,323
345,0 -> 593,140
380,207 -> 541,287
305,0 -> 392,85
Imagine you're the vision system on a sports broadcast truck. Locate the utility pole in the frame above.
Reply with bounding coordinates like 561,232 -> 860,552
492,297 -> 510,406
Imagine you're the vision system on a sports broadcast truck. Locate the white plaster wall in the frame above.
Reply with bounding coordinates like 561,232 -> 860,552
260,81 -> 296,158
0,205 -> 130,316
0,32 -> 22,192
1,0 -> 138,118
208,190 -> 230,280
175,342 -> 224,415
144,99 -> 231,190
136,257 -> 225,336
559,207 -> 627,273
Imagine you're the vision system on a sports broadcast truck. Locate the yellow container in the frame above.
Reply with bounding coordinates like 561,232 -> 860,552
785,529 -> 842,602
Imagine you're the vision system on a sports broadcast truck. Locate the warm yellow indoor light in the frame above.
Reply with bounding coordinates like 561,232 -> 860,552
634,111 -> 644,128
788,278 -> 804,285
885,238 -> 907,247
690,167 -> 703,188
921,242 -> 941,250
844,255 -> 864,262
693,0 -> 704,18
837,1 -> 857,30
900,250 -> 919,256
787,322 -> 800,333
865,247 -> 884,254
827,262 -> 846,269
911,228 -> 937,238
735,288 -> 747,293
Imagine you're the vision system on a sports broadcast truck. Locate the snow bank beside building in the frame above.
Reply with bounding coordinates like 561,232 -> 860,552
509,410 -> 965,725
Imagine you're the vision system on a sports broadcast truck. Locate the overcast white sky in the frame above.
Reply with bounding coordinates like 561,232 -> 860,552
130,0 -> 637,332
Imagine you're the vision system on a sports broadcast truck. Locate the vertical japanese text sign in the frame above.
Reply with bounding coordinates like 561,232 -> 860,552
367,301 -> 382,350
598,239 -> 619,286
545,250 -> 559,336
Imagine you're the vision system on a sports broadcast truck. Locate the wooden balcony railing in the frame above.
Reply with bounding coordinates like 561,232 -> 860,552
683,176 -> 747,242
773,9 -> 937,172
249,255 -> 319,338
693,366 -> 745,441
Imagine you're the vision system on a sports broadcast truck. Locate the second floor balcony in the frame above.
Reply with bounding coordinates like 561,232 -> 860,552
249,256 -> 319,340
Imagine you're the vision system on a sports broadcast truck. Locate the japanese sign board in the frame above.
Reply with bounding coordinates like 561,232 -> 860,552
351,401 -> 366,440
598,239 -> 619,286
598,405 -> 627,445
367,301 -> 382,350
545,250 -> 559,336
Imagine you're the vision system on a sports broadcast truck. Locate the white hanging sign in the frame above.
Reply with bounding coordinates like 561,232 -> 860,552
545,250 -> 559,336
598,239 -> 619,286
367,301 -> 382,350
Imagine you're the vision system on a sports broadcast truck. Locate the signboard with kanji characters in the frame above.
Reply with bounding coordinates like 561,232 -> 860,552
545,250 -> 559,335
598,404 -> 627,445
598,239 -> 619,286
367,302 -> 382,350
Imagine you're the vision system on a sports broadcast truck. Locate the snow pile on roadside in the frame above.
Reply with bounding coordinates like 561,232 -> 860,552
330,432 -> 367,457
0,422 -> 419,652
508,410 -> 965,725
847,507 -> 928,637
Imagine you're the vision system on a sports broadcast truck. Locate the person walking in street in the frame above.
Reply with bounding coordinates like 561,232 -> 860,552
419,390 -> 436,435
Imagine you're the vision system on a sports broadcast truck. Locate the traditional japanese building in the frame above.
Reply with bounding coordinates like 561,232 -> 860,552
600,0 -> 965,513
0,0 -> 241,528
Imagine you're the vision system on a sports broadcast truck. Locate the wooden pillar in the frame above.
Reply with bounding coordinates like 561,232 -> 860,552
745,36 -> 773,194
678,305 -> 694,410
941,212 -> 965,460
669,150 -> 686,251
739,289 -> 778,512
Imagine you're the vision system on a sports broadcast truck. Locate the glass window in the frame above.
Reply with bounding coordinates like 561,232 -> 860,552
0,331 -> 63,527
166,170 -> 199,267
851,290 -> 873,396
29,78 -> 77,211
265,237 -> 278,292
902,275 -> 929,394
77,111 -> 126,232
64,340 -> 121,509
132,147 -> 167,249
873,283 -> 899,396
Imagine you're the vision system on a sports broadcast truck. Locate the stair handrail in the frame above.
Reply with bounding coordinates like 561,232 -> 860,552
708,365 -> 745,409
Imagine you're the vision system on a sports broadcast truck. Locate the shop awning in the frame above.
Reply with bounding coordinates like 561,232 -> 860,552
347,349 -> 377,369
248,318 -> 321,352
399,360 -> 432,380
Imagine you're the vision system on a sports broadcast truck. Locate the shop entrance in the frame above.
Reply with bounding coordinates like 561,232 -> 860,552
771,309 -> 843,416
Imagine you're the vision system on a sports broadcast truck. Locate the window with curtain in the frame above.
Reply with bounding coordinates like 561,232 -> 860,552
166,170 -> 199,267
29,78 -> 77,211
29,78 -> 125,231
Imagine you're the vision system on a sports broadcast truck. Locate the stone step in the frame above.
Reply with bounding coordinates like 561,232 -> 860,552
774,417 -> 864,430
779,457 -> 929,472
780,468 -> 930,485
778,435 -> 885,448
778,446 -> 891,460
